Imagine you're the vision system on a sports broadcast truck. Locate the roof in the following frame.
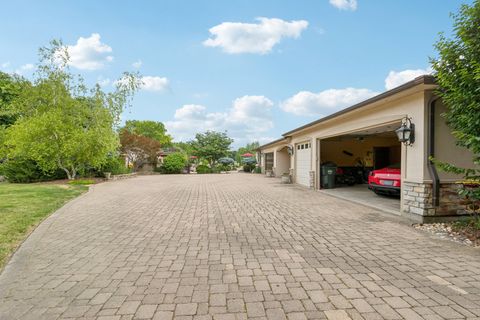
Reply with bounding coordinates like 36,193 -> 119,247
256,137 -> 289,151
258,75 -> 436,150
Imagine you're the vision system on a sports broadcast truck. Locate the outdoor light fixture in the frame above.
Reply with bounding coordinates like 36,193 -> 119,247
287,145 -> 294,155
395,117 -> 415,146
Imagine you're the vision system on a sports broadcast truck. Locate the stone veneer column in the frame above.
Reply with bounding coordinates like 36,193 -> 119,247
402,181 -> 434,216
403,181 -> 467,220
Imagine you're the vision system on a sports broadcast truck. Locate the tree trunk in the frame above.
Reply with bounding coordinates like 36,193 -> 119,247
71,165 -> 77,180
59,166 -> 76,180
61,167 -> 72,180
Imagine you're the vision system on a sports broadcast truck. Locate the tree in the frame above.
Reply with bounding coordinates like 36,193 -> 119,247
0,72 -> 29,127
123,120 -> 172,146
431,1 -> 480,242
174,141 -> 195,157
120,130 -> 161,170
236,141 -> 260,164
5,98 -> 118,180
2,40 -> 141,180
431,1 -> 480,163
191,131 -> 233,167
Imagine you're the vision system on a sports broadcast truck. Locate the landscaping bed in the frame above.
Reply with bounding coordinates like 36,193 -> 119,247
413,221 -> 480,247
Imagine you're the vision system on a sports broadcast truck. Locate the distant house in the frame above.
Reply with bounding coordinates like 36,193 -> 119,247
158,147 -> 178,165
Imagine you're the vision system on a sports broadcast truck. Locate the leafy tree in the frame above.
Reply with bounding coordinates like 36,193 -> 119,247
431,1 -> 480,164
431,1 -> 480,241
174,141 -> 195,157
161,152 -> 186,174
5,98 -> 118,180
120,130 -> 161,170
0,72 -> 29,127
123,120 -> 172,146
190,131 -> 233,167
236,141 -> 260,164
2,40 -> 141,180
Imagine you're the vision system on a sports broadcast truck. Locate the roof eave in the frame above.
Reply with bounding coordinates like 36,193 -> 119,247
282,75 -> 436,137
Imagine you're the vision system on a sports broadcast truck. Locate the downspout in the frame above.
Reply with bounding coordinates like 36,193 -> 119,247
427,96 -> 440,207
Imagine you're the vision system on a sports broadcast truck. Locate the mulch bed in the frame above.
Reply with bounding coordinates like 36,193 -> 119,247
413,222 -> 480,247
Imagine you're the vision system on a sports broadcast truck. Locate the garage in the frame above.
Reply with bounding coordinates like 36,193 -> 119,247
259,76 -> 476,221
318,122 -> 401,213
295,141 -> 311,187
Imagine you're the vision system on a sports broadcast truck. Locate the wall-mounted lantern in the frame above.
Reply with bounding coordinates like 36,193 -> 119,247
395,117 -> 415,146
287,145 -> 294,155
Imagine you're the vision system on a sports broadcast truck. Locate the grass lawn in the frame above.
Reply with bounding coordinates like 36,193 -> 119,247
0,182 -> 88,270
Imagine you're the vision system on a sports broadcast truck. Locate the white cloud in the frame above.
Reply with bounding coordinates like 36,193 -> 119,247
141,76 -> 169,92
384,68 -> 432,90
166,95 -> 274,145
97,76 -> 111,87
203,17 -> 308,54
63,33 -> 113,70
174,104 -> 207,120
1,62 -> 11,69
132,60 -> 142,69
13,63 -> 34,75
281,88 -> 379,116
329,0 -> 357,11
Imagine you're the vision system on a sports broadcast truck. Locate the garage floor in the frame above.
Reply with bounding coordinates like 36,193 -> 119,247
319,184 -> 400,215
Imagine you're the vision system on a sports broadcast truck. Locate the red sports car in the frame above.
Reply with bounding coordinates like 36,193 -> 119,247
368,164 -> 401,195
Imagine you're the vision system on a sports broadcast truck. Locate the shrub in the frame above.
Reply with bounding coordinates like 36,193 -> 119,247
83,156 -> 131,178
161,152 -> 186,174
254,167 -> 262,174
243,164 -> 255,173
217,163 -> 232,172
99,156 -> 131,175
1,158 -> 66,183
196,164 -> 212,174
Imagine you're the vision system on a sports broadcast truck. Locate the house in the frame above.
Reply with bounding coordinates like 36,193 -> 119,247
257,75 -> 477,222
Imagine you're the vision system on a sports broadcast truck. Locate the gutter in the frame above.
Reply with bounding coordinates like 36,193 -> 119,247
427,96 -> 440,207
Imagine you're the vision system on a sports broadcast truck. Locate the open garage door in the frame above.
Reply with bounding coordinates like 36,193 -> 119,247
318,122 -> 401,214
295,142 -> 311,187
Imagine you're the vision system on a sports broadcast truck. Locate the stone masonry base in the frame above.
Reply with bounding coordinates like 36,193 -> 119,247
402,181 -> 468,222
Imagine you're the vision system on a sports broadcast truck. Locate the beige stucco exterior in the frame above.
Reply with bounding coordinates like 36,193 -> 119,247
258,76 -> 477,221
258,138 -> 292,177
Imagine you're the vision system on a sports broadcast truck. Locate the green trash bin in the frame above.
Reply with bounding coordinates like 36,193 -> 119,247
321,163 -> 337,189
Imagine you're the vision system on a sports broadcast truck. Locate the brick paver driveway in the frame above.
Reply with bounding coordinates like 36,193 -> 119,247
1,174 -> 480,320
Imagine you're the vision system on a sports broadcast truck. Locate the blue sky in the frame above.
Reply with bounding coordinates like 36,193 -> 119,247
0,0 -> 469,148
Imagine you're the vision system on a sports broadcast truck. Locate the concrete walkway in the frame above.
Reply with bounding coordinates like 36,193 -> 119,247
1,174 -> 479,320
320,184 -> 400,216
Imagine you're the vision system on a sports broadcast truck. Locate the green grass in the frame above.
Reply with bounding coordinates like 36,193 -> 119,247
68,179 -> 95,185
0,183 -> 88,269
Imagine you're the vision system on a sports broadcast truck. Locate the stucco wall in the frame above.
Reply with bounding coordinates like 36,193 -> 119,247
433,99 -> 478,181
275,149 -> 290,177
289,91 -> 426,183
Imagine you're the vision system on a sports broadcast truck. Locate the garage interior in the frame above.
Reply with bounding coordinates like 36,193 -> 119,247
318,123 -> 402,214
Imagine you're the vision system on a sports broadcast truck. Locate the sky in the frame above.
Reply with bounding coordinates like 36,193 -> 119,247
0,0 -> 470,148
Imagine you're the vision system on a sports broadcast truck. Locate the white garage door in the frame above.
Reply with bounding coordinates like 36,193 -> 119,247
295,142 -> 311,187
